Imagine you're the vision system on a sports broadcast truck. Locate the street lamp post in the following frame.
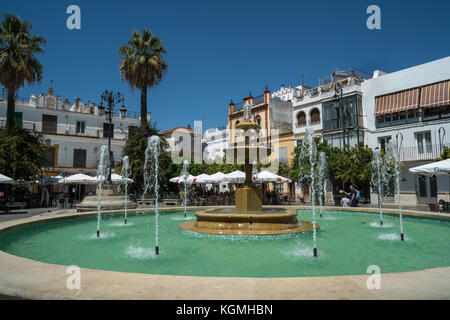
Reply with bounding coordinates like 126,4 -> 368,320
99,90 -> 124,185
332,82 -> 346,148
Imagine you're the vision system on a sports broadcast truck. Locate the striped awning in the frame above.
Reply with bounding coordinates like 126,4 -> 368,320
374,88 -> 420,116
420,79 -> 450,109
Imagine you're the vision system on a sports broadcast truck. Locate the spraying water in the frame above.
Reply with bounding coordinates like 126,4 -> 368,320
121,155 -> 131,224
386,140 -> 405,241
317,152 -> 327,218
252,160 -> 259,183
96,145 -> 110,238
143,135 -> 162,255
371,149 -> 390,226
180,160 -> 189,218
300,123 -> 318,257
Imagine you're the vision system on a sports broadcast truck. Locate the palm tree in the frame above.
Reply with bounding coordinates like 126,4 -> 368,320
119,29 -> 168,127
0,13 -> 45,131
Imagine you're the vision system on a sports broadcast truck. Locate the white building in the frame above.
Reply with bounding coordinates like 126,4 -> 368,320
202,126 -> 228,162
362,56 -> 450,205
0,85 -> 140,177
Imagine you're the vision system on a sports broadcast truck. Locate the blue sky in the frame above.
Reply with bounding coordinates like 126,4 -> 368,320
2,0 -> 450,131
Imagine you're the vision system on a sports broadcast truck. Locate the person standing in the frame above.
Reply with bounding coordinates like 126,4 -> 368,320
341,185 -> 359,207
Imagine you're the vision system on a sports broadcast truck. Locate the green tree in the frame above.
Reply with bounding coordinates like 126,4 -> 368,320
0,13 -> 46,131
119,29 -> 168,127
0,127 -> 46,180
437,146 -> 450,160
290,140 -> 376,198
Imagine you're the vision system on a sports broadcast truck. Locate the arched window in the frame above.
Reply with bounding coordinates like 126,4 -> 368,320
297,111 -> 306,126
310,108 -> 320,124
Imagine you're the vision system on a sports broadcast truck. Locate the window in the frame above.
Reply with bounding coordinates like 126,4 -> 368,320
419,175 -> 427,197
297,111 -> 306,126
42,114 -> 57,134
416,131 -> 432,154
378,136 -> 391,152
430,176 -> 437,198
14,112 -> 23,128
76,121 -> 85,134
103,123 -> 114,138
73,149 -> 87,168
255,115 -> 261,126
310,108 -> 320,124
278,147 -> 288,165
43,147 -> 56,167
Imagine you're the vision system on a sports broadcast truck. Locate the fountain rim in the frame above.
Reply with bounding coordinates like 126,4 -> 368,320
0,206 -> 449,300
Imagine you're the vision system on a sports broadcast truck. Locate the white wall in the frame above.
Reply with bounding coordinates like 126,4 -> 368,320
0,98 -> 139,173
362,56 -> 450,143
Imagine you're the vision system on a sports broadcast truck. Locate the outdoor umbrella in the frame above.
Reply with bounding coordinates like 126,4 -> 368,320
223,170 -> 246,183
192,173 -> 211,184
410,159 -> 450,203
111,173 -> 133,183
0,174 -> 14,184
169,175 -> 195,184
58,173 -> 98,184
207,172 -> 227,183
409,159 -> 450,176
97,174 -> 134,184
254,170 -> 291,183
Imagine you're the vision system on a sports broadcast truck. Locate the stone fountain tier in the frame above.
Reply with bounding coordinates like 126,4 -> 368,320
179,208 -> 318,235
76,186 -> 137,212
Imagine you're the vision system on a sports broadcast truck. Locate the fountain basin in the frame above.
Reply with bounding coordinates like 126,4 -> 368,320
179,207 -> 317,235
76,187 -> 137,212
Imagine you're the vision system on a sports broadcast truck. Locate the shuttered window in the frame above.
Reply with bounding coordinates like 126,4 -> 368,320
42,114 -> 58,134
103,123 -> 114,138
43,147 -> 56,167
73,149 -> 87,168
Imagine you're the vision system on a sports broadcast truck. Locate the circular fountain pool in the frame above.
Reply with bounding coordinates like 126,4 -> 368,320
0,209 -> 449,278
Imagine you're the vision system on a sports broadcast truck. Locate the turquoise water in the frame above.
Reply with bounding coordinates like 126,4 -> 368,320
0,210 -> 449,278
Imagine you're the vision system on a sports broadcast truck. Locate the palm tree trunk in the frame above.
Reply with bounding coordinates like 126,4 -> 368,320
6,88 -> 16,132
140,85 -> 148,127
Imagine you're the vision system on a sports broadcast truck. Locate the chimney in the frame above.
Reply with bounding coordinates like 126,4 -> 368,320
228,99 -> 235,114
264,85 -> 270,104
247,91 -> 253,105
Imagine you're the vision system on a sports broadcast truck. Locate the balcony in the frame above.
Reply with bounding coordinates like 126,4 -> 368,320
395,144 -> 449,162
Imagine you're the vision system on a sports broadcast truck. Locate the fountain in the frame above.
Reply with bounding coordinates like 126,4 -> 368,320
386,140 -> 405,241
96,145 -> 109,237
317,151 -> 327,218
180,160 -> 190,218
179,102 -> 317,236
371,149 -> 390,226
143,136 -> 162,255
121,155 -> 131,224
299,123 -> 319,256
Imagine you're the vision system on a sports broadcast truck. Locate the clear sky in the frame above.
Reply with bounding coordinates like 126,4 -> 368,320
2,0 -> 450,132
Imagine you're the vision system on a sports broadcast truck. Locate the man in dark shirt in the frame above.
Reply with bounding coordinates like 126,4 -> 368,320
342,185 -> 358,207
